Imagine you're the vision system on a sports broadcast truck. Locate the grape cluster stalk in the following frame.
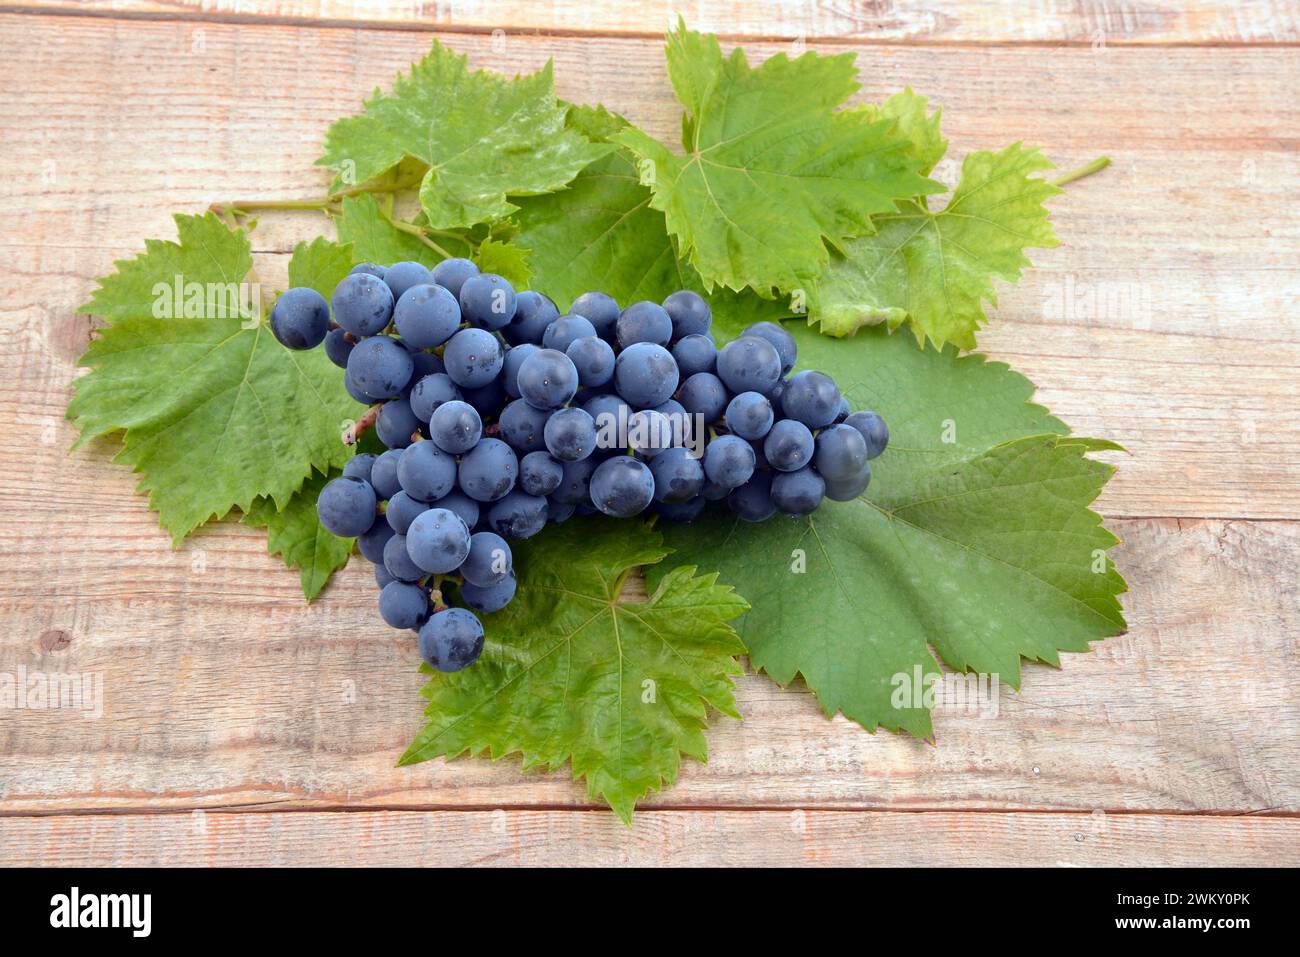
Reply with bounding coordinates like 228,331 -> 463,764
271,260 -> 888,672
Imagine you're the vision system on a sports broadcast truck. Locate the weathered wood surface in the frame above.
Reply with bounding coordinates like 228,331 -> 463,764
0,7 -> 1296,865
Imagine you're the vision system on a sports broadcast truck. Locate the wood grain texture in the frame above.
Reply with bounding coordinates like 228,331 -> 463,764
6,0 -> 1299,44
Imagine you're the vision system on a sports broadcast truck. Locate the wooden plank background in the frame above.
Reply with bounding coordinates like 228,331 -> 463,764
0,2 -> 1296,866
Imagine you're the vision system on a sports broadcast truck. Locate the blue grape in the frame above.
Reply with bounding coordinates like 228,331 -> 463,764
459,531 -> 513,587
727,472 -> 776,522
384,261 -> 433,302
582,394 -> 631,435
569,291 -> 620,341
547,497 -> 577,523
442,327 -> 504,388
590,457 -> 655,517
628,409 -> 673,458
781,370 -> 842,429
374,564 -> 395,589
459,378 -> 507,418
408,372 -> 461,422
397,441 -> 457,502
459,273 -> 516,331
324,328 -> 355,368
844,411 -> 889,459
701,479 -> 730,501
350,262 -> 386,279
763,419 -> 815,472
703,435 -> 756,489
672,334 -> 716,377
369,449 -> 404,499
616,301 -> 673,348
357,515 -> 395,563
342,453 -> 376,483
743,321 -> 797,375
376,397 -> 421,449
677,371 -> 729,423
771,467 -> 826,516
419,608 -> 485,672
347,335 -> 414,400
270,287 -> 330,350
505,290 -> 560,345
407,346 -> 444,379
542,314 -> 597,353
814,423 -> 869,481
385,490 -> 427,534
393,283 -> 460,348
458,574 -> 517,614
517,348 -> 579,411
833,396 -> 851,423
332,272 -> 395,337
652,398 -> 687,419
662,290 -> 711,339
566,335 -> 616,388
487,491 -> 548,539
655,496 -> 706,523
434,490 -> 481,530
544,407 -> 597,462
649,447 -> 705,503
715,335 -> 782,396
552,457 -> 598,505
519,451 -> 564,496
431,257 -> 479,298
502,343 -> 540,398
406,507 -> 472,574
824,461 -> 872,501
429,399 -> 483,454
343,371 -> 372,405
458,438 -> 518,502
383,533 -> 426,582
613,342 -> 679,407
725,390 -> 774,440
379,581 -> 429,630
498,398 -> 551,453
317,477 -> 376,537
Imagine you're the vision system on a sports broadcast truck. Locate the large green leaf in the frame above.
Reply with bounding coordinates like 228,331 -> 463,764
334,194 -> 472,268
616,21 -> 940,294
401,518 -> 748,824
285,236 -> 355,300
649,323 -> 1126,739
244,468 -> 353,601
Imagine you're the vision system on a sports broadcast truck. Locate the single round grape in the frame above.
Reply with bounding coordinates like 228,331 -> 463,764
343,371 -> 372,405
519,451 -> 564,496
771,467 -> 826,516
419,608 -> 485,672
743,321 -> 797,375
270,287 -> 330,350
383,533 -> 426,582
458,438 -> 518,502
781,370 -> 843,429
569,291 -> 620,341
663,290 -> 711,339
590,457 -> 655,517
350,262 -> 386,279
406,507 -> 472,574
376,397 -> 421,449
385,489 -> 427,534
442,327 -> 504,388
498,398 -> 551,453
672,334 -> 717,377
716,335 -> 782,396
346,335 -> 415,400
317,476 -> 376,537
655,496 -> 706,523
502,343 -> 540,398
582,394 -> 632,439
725,390 -> 774,440
703,434 -> 756,489
814,423 -> 869,481
547,497 -> 577,523
616,301 -> 673,349
459,378 -> 507,419
332,272 -> 395,338
434,490 -> 481,530
677,371 -> 729,424
487,490 -> 548,539
324,328 -> 355,369
544,407 -> 597,462
342,453 -> 376,483
369,449 -> 404,499
824,461 -> 872,501
552,457 -> 598,505
542,314 -> 597,353
652,398 -> 687,419
374,563 -> 395,589
393,283 -> 460,348
459,273 -> 517,331
566,335 -> 616,388
408,372 -> 462,422
459,573 -> 517,614
843,410 -> 889,459
649,447 -> 705,503
628,409 -> 673,458
613,342 -> 679,408
397,441 -> 457,502
429,399 -> 483,454
460,531 -> 513,587
431,257 -> 479,298
505,290 -> 560,345
763,419 -> 815,472
384,261 -> 433,302
379,581 -> 429,630
727,472 -> 776,522
517,348 -> 579,411
407,346 -> 444,380
357,516 -> 395,564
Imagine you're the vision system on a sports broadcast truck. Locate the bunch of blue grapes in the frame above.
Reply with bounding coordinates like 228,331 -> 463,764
271,259 -> 888,673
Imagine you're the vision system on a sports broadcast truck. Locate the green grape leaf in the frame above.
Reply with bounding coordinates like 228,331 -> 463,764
244,468 -> 352,601
511,106 -> 791,329
861,87 -> 948,176
400,518 -> 748,825
286,236 -> 355,299
648,323 -> 1126,739
615,21 -> 941,294
67,214 -> 357,541
472,237 -> 532,288
810,144 -> 1061,349
318,40 -> 611,229
334,194 -> 472,268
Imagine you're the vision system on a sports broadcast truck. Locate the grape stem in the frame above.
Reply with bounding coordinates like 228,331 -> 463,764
343,404 -> 381,445
1052,155 -> 1110,188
